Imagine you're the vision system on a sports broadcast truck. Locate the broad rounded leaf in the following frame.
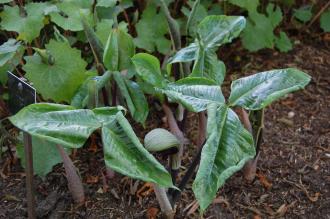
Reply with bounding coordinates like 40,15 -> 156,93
17,136 -> 71,177
102,112 -> 173,187
23,40 -> 88,102
0,39 -> 22,66
158,78 -> 225,112
228,68 -> 311,110
131,53 -> 166,88
9,103 -> 102,148
134,3 -> 171,54
193,104 -> 255,211
50,2 -> 92,31
1,3 -> 46,42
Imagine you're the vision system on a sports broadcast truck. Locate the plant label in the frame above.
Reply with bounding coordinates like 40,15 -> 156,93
7,71 -> 36,114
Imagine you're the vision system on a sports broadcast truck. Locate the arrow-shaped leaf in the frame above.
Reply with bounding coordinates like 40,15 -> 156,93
9,103 -> 122,148
102,112 -> 173,187
158,77 -> 225,112
228,68 -> 311,110
193,104 -> 255,211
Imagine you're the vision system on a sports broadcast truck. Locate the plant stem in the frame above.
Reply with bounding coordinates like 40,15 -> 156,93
153,183 -> 174,219
162,103 -> 185,186
243,109 -> 264,181
56,145 -> 85,204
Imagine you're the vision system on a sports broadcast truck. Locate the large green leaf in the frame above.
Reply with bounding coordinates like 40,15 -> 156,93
50,1 -> 92,31
193,104 -> 255,211
197,15 -> 246,49
0,3 -> 46,42
169,15 -> 245,64
102,112 -> 173,187
23,40 -> 88,102
103,28 -> 135,71
9,104 -> 101,148
134,3 -> 171,54
228,68 -> 311,110
158,78 -> 225,112
17,136 -> 71,177
131,53 -> 167,88
9,103 -> 122,148
113,73 -> 149,124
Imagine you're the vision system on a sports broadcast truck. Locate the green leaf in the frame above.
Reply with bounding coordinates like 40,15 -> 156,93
0,3 -> 46,42
168,43 -> 198,63
234,2 -> 285,52
197,15 -> 246,49
0,0 -> 13,3
9,103 -> 101,148
191,50 -> 226,84
102,112 -> 173,187
131,53 -> 166,88
228,68 -> 311,110
17,136 -> 71,177
158,78 -> 225,112
193,104 -> 255,211
134,3 -> 171,54
103,28 -> 135,71
96,19 -> 114,45
275,31 -> 292,52
96,0 -> 117,8
113,73 -> 149,124
50,1 -> 92,31
182,0 -> 207,37
71,71 -> 111,108
293,5 -> 313,23
0,39 -> 22,67
23,40 -> 88,102
320,10 -> 330,32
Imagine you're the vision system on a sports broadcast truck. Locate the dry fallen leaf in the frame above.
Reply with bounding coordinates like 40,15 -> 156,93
86,175 -> 99,184
256,172 -> 272,189
147,207 -> 159,219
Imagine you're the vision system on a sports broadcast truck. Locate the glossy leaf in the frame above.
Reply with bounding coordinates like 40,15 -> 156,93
9,103 -> 122,148
191,50 -> 226,84
168,43 -> 198,64
228,68 -> 311,110
158,78 -> 225,112
103,28 -> 135,71
193,104 -> 255,211
9,103 -> 101,148
131,53 -> 166,88
197,15 -> 246,49
102,112 -> 173,187
113,73 -> 149,124
23,40 -> 88,102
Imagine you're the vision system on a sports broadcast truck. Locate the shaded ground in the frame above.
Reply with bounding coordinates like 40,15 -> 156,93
0,36 -> 329,218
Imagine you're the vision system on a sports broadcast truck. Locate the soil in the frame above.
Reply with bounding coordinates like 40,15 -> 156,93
0,34 -> 329,219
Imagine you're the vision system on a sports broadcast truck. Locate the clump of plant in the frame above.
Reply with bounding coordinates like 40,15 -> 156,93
1,0 -> 311,217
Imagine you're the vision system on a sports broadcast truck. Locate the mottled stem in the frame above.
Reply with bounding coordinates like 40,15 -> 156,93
56,145 -> 85,204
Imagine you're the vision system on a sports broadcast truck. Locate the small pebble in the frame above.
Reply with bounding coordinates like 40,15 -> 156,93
288,111 -> 295,118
